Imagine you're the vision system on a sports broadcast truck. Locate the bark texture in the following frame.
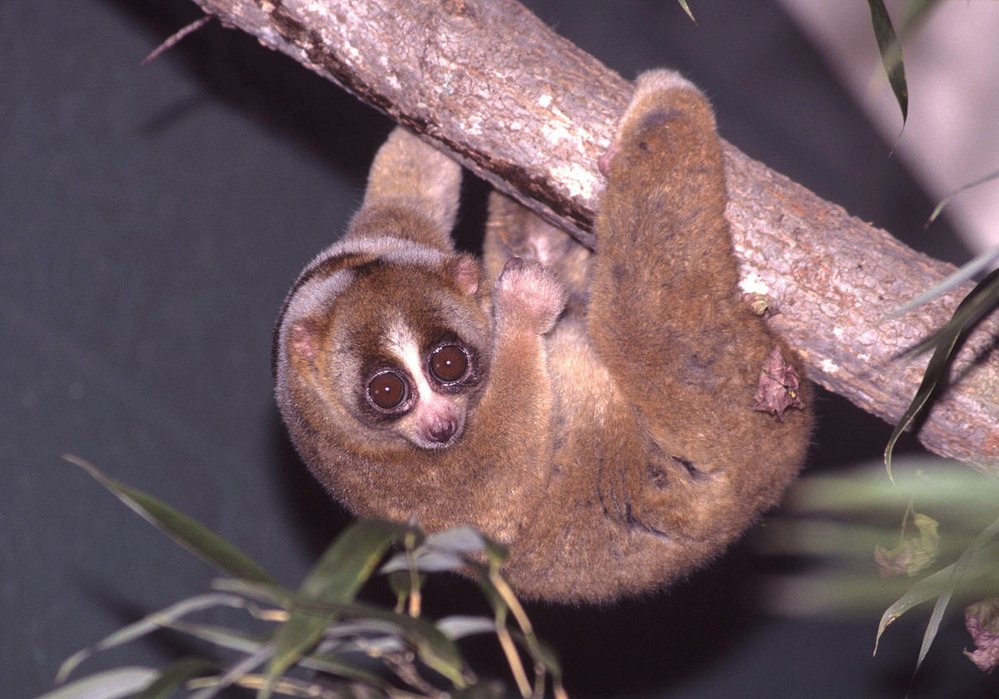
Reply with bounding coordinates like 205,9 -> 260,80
189,0 -> 999,473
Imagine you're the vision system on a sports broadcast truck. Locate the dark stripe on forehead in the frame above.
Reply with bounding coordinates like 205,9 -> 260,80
272,250 -> 371,378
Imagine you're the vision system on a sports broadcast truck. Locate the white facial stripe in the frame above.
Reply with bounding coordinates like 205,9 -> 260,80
384,321 -> 434,401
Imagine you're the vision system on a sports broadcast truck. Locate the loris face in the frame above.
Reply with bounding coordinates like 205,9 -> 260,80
321,263 -> 493,451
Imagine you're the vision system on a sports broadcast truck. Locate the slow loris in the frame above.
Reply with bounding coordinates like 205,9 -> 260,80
274,70 -> 811,602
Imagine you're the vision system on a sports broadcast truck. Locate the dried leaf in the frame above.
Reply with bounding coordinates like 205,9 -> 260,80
752,346 -> 804,420
964,597 -> 999,673
874,512 -> 940,578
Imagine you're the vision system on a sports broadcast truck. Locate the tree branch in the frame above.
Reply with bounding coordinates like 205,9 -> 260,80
190,0 -> 999,473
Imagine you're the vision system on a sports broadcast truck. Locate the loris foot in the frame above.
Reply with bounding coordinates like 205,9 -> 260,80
599,69 -> 710,177
494,257 -> 567,334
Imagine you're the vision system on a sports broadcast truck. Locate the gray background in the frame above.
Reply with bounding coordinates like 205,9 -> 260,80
2,1 -> 994,697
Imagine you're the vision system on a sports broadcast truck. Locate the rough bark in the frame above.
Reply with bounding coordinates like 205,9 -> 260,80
188,0 -> 999,473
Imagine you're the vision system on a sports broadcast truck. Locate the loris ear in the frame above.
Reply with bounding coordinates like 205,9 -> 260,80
286,319 -> 322,365
445,253 -> 482,296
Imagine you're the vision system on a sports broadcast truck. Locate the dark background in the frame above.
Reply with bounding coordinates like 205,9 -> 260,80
2,1 -> 995,697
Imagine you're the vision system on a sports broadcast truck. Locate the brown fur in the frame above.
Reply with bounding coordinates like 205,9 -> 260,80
275,71 -> 812,602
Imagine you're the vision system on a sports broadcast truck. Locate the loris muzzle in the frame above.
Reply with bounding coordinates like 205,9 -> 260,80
274,70 -> 812,602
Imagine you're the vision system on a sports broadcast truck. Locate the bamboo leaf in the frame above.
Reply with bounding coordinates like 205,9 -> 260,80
425,526 -> 488,554
889,243 -> 999,316
866,0 -> 908,126
382,525 -> 488,573
437,615 -> 497,640
381,549 -> 466,574
211,578 -> 289,607
302,519 -> 412,604
676,0 -> 696,23
875,515 -> 999,655
191,645 -> 273,699
875,561 -> 956,655
171,618 -> 396,690
928,167 -> 999,226
56,593 -> 247,683
262,519 -> 412,697
136,658 -> 217,699
910,266 -> 999,356
334,602 -> 472,687
64,455 -> 276,587
165,620 -> 265,654
39,668 -> 158,699
884,267 -> 999,477
883,330 -> 957,481
915,588 -> 951,673
790,460 -> 999,513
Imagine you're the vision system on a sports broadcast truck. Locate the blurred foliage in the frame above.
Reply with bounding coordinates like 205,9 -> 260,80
756,458 -> 999,677
45,457 -> 566,699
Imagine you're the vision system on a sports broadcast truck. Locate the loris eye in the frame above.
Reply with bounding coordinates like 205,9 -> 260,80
367,370 -> 409,411
429,344 -> 469,384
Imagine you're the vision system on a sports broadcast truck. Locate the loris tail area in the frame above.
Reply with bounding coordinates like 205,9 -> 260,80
274,70 -> 812,603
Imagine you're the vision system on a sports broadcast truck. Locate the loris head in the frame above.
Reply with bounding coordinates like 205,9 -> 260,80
274,235 -> 492,479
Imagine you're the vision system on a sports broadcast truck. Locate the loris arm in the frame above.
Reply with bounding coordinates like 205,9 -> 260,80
347,128 -> 463,249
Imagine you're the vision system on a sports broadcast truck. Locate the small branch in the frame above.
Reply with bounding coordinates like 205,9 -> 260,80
188,0 -> 999,473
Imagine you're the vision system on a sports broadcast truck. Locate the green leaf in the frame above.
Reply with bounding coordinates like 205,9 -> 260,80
875,514 -> 999,655
790,460 -> 999,513
436,615 -> 497,640
889,243 -> 999,316
927,167 -> 999,226
64,455 -> 276,587
168,620 -> 395,691
136,658 -> 217,699
56,593 -> 247,683
165,621 -> 265,655
915,588 -> 950,674
211,578 -> 289,607
676,0 -> 696,23
884,267 -> 999,478
262,519 -> 412,697
907,267 -> 999,361
39,668 -> 158,699
191,645 -> 273,699
298,598 -> 473,688
301,519 -> 412,604
875,561 -> 956,654
866,0 -> 908,126
381,525 -> 488,573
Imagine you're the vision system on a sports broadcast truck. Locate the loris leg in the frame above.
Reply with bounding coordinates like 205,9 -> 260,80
588,71 -> 810,541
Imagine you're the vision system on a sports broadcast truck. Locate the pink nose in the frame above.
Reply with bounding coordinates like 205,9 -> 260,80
428,419 -> 458,444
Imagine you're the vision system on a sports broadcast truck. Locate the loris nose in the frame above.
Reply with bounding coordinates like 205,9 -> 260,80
428,419 -> 458,444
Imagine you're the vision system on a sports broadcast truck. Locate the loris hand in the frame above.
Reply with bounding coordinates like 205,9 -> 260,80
493,257 -> 567,334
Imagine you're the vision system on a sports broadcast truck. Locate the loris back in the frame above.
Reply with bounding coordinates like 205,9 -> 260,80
275,70 -> 811,602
